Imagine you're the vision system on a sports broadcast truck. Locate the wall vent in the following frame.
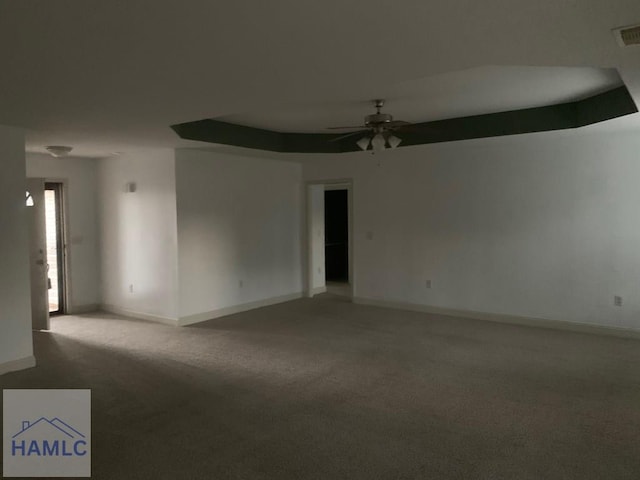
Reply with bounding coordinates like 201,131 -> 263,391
613,24 -> 640,47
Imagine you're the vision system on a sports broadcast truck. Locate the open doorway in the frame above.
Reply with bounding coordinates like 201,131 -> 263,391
306,180 -> 353,298
324,188 -> 349,286
45,182 -> 66,315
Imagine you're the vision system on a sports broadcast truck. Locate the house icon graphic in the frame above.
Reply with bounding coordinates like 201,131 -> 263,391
11,417 -> 88,457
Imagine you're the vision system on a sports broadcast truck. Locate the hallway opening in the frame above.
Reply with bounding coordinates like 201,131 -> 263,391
45,182 -> 66,315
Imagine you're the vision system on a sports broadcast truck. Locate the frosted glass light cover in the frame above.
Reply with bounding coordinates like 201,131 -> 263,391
357,136 -> 371,151
388,135 -> 402,149
371,133 -> 386,152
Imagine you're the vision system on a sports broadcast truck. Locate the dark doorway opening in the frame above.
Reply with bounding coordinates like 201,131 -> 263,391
45,182 -> 66,315
324,189 -> 349,282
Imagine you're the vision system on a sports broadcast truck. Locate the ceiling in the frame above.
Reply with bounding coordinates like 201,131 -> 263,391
221,66 -> 624,133
0,1 -> 639,158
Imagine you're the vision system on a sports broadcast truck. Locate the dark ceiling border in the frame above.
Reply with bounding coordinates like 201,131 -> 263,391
171,86 -> 637,154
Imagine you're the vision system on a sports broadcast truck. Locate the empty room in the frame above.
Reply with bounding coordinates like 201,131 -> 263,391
1,2 -> 640,479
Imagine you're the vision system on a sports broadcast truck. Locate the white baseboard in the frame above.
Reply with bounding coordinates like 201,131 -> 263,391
100,304 -> 179,327
0,355 -> 36,376
179,292 -> 303,326
308,286 -> 327,297
66,303 -> 99,315
353,297 -> 640,340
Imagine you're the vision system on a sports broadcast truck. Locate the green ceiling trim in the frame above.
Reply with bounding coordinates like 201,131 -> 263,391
171,86 -> 637,153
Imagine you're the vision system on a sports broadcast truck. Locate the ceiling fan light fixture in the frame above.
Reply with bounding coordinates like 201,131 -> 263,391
388,135 -> 402,149
371,133 -> 386,152
328,100 -> 409,153
356,136 -> 371,151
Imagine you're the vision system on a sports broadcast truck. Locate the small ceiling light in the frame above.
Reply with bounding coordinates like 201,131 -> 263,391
387,135 -> 402,149
356,136 -> 371,151
371,133 -> 386,152
45,145 -> 73,157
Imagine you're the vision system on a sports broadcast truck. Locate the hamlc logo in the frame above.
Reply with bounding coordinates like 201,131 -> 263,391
11,417 -> 88,457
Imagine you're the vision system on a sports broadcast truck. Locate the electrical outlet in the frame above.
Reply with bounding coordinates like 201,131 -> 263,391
239,280 -> 244,288
614,295 -> 622,307
129,284 -> 134,294
317,267 -> 322,274
425,280 -> 432,289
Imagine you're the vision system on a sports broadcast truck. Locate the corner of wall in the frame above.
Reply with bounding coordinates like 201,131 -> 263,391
0,125 -> 34,369
0,355 -> 36,376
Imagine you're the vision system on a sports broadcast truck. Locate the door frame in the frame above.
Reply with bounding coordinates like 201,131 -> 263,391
44,181 -> 69,315
305,178 -> 354,298
39,178 -> 71,315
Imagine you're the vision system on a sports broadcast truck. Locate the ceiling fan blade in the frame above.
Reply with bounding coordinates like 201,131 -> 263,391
326,125 -> 366,130
386,120 -> 411,128
392,123 -> 438,133
328,131 -> 368,142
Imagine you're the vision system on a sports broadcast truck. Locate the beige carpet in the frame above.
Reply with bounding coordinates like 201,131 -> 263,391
2,295 -> 640,479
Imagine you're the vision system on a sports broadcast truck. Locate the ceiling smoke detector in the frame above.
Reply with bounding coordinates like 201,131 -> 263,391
613,24 -> 640,47
45,145 -> 73,157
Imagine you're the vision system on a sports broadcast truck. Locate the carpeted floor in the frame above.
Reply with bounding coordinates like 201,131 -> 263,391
2,295 -> 640,479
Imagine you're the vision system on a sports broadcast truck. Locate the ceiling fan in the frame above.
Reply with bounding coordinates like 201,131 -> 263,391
327,99 -> 413,151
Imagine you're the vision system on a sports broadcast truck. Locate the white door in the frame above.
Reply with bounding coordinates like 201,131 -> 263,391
26,178 -> 50,330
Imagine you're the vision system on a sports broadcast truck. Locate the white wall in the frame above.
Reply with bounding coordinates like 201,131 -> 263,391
99,150 -> 179,322
26,153 -> 100,312
0,125 -> 35,373
302,129 -> 640,331
175,149 -> 302,321
307,184 -> 325,294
